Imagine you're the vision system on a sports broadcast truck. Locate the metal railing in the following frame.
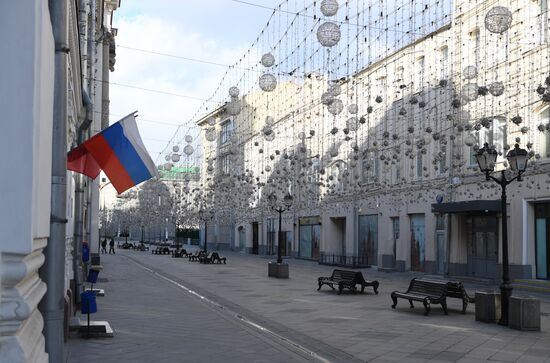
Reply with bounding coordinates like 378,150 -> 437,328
319,253 -> 371,268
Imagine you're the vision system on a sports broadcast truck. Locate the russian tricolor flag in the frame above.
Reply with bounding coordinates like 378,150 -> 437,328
67,112 -> 158,194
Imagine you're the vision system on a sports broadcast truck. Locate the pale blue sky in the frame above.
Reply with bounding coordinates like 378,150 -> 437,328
110,0 -> 279,163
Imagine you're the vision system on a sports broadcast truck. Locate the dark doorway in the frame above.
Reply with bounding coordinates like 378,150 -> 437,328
252,222 -> 259,255
466,215 -> 498,278
410,214 -> 425,272
535,203 -> 550,280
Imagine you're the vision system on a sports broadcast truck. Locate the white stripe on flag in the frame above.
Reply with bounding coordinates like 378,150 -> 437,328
119,113 -> 159,178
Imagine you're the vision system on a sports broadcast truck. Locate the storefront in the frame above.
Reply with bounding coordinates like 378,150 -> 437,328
299,216 -> 321,259
358,214 -> 378,266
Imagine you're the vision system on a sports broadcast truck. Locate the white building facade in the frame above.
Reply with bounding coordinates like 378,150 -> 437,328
198,0 -> 550,281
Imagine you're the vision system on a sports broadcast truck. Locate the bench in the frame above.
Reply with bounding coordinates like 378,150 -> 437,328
391,278 -> 448,316
188,251 -> 203,261
317,269 -> 379,295
211,252 -> 226,264
199,252 -> 213,264
172,249 -> 188,258
445,281 -> 475,314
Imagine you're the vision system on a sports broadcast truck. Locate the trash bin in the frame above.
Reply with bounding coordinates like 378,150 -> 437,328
509,296 -> 541,331
475,290 -> 501,323
87,269 -> 100,284
80,291 -> 97,314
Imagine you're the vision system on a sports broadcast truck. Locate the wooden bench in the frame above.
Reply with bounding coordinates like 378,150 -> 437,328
445,281 -> 475,314
172,249 -> 188,258
317,269 -> 379,295
188,251 -> 203,261
211,252 -> 226,264
199,252 -> 213,264
391,278 -> 448,316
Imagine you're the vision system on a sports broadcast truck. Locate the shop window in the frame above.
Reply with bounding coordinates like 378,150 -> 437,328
220,119 -> 233,144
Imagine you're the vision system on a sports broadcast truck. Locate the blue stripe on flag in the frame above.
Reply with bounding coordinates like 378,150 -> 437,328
101,123 -> 152,184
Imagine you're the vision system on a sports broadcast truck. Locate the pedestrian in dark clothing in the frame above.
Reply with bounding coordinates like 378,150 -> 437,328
101,239 -> 107,254
109,238 -> 115,254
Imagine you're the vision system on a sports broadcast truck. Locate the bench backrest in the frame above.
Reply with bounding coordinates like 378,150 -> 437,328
211,252 -> 220,259
407,278 -> 447,297
331,269 -> 360,281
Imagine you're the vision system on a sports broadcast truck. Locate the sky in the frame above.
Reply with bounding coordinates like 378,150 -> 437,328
110,0 -> 280,165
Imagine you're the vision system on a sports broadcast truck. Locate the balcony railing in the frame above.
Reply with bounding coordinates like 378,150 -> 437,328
319,253 -> 371,268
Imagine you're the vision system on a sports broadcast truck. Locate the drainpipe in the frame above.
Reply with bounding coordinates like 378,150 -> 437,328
73,90 -> 93,304
40,0 -> 68,361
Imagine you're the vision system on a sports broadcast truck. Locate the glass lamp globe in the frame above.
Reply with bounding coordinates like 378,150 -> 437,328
260,53 -> 275,68
485,6 -> 513,34
183,145 -> 194,156
320,0 -> 339,17
226,98 -> 242,115
259,73 -> 277,92
327,99 -> 344,115
317,22 -> 341,47
462,83 -> 479,102
228,86 -> 240,98
463,65 -> 478,80
172,145 -> 180,153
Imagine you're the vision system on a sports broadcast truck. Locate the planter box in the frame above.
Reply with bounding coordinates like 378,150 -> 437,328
475,291 -> 501,323
509,296 -> 540,331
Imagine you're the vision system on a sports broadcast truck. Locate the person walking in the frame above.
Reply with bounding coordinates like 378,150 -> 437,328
101,239 -> 107,254
109,237 -> 115,254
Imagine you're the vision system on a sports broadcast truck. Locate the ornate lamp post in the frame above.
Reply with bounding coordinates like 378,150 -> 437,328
198,207 -> 213,253
475,143 -> 529,326
267,192 -> 293,278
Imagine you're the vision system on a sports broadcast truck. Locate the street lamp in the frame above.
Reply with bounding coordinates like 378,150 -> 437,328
267,192 -> 293,278
475,143 -> 529,326
198,207 -> 213,253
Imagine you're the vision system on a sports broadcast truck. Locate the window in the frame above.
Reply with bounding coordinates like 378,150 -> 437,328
362,150 -> 379,183
537,108 -> 550,158
219,154 -> 230,175
470,28 -> 480,65
331,161 -> 346,192
416,56 -> 425,90
416,149 -> 423,178
439,46 -> 449,80
220,119 -> 233,144
438,144 -> 447,174
469,116 -> 507,165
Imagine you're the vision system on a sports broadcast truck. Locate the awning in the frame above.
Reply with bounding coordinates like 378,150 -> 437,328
431,200 -> 501,214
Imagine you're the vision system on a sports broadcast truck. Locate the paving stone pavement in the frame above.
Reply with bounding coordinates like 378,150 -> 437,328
66,247 -> 550,363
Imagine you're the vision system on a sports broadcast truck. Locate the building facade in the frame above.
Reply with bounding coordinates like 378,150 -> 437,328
0,1 -> 120,361
197,0 -> 550,281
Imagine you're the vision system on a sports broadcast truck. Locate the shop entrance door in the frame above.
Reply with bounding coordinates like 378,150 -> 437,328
535,203 -> 550,280
252,222 -> 259,254
466,216 -> 498,278
410,214 -> 425,272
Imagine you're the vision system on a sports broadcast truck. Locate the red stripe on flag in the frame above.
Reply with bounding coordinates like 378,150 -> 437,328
86,135 -> 135,194
67,144 -> 101,178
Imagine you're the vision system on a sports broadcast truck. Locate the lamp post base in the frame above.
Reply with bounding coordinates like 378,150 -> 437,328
268,262 -> 289,278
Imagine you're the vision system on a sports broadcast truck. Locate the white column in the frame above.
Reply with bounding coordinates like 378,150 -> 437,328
0,1 -> 53,361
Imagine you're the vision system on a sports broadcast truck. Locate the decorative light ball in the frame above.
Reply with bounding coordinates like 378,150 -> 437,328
348,104 -> 358,114
185,135 -> 193,143
207,117 -> 216,126
164,155 -> 170,161
329,145 -> 339,158
183,144 -> 194,156
228,86 -> 240,97
327,99 -> 344,115
422,134 -> 432,146
259,73 -> 277,92
171,154 -> 180,162
464,134 -> 477,147
463,66 -> 478,79
461,83 -> 479,102
329,83 -> 341,96
317,22 -> 341,47
346,117 -> 358,131
375,95 -> 383,103
321,91 -> 335,105
164,162 -> 173,171
298,131 -> 306,139
489,81 -> 505,96
485,6 -> 513,34
260,53 -> 275,68
172,145 -> 180,153
226,97 -> 242,115
265,116 -> 274,126
205,127 -> 217,142
264,131 -> 275,142
320,0 -> 339,17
